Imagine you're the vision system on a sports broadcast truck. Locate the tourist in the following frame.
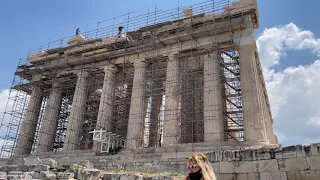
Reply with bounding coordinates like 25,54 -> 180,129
186,153 -> 217,180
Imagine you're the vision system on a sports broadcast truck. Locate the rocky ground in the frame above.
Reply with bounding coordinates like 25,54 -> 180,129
0,158 -> 185,180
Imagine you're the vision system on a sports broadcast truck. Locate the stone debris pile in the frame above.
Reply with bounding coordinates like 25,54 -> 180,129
0,157 -> 174,180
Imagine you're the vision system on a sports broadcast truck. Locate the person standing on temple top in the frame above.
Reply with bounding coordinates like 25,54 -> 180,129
186,153 -> 217,180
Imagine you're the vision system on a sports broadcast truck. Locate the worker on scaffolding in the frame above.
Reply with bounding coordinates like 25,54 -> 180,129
76,28 -> 80,36
118,26 -> 124,36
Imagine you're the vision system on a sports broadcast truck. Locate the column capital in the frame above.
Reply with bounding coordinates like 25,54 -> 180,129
235,34 -> 256,47
73,70 -> 89,78
102,64 -> 118,74
51,80 -> 61,89
133,60 -> 146,68
164,51 -> 178,59
31,74 -> 42,86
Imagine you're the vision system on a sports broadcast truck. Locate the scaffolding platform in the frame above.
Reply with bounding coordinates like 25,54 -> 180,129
89,129 -> 125,153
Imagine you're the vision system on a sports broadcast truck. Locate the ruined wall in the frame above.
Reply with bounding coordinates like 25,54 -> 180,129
95,144 -> 320,180
206,143 -> 320,179
1,144 -> 319,179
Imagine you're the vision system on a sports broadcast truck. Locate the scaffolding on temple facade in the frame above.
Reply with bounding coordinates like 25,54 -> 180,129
0,0 -> 266,158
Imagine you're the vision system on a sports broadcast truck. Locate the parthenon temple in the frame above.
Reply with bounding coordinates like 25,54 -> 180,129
1,0 -> 279,159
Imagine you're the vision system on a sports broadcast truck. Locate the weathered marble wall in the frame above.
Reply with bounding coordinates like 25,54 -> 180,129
96,144 -> 320,180
1,144 -> 319,180
206,143 -> 320,180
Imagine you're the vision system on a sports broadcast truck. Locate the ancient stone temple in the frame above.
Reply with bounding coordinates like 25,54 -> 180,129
1,0 -> 280,166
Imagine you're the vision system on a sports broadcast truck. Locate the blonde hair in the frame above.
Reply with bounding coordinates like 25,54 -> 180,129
187,153 -> 217,180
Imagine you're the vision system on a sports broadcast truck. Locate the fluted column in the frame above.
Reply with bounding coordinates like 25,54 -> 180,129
96,65 -> 118,131
148,93 -> 162,147
126,60 -> 147,149
14,75 -> 43,155
36,81 -> 62,152
239,40 -> 267,143
203,52 -> 224,142
163,54 -> 180,145
63,70 -> 89,150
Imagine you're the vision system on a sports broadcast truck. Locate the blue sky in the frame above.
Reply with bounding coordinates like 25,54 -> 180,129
1,0 -> 320,147
1,0 -> 318,89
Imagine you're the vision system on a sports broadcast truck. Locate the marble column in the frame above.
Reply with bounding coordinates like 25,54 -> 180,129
96,65 -> 118,131
126,60 -> 147,149
148,93 -> 162,147
239,41 -> 268,143
203,52 -> 224,142
14,76 -> 43,155
163,54 -> 180,145
36,81 -> 62,152
194,71 -> 204,142
63,70 -> 89,150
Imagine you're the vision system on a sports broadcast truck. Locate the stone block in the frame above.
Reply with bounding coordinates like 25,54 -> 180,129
57,157 -> 70,166
253,159 -> 279,173
79,160 -> 94,168
239,150 -> 255,161
40,171 -> 56,180
310,143 -> 320,156
78,168 -> 101,180
296,146 -> 311,158
0,165 -> 27,172
20,174 -> 33,180
102,173 -> 119,180
234,161 -> 254,173
28,165 -> 50,172
143,176 -> 174,180
211,162 -> 220,174
301,170 -> 318,180
14,165 -> 29,172
40,158 -> 58,168
256,150 -> 272,160
102,174 -> 143,180
236,173 -> 259,180
33,172 -> 40,179
275,146 -> 298,159
276,152 -> 297,159
282,152 -> 298,159
260,172 -> 287,180
208,151 -> 223,162
215,173 -> 236,180
56,172 -> 74,179
221,151 -> 237,161
307,156 -> 320,170
7,171 -> 33,180
70,164 -> 84,177
7,174 -> 19,180
0,172 -> 7,179
142,163 -> 153,170
23,171 -> 35,177
278,158 -> 308,171
8,171 -> 23,175
24,157 -> 41,165
0,165 -> 9,172
219,161 -> 234,173
286,171 -> 303,180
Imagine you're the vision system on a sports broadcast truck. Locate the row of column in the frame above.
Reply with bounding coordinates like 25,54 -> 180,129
14,43 -> 274,155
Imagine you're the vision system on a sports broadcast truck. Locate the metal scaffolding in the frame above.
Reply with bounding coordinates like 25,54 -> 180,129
0,0 -> 252,158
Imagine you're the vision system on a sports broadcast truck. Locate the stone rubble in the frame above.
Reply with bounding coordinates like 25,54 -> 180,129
0,159 -> 175,180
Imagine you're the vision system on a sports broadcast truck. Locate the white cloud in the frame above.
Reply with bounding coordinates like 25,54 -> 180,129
0,89 -> 15,157
257,23 -> 320,69
0,89 -> 11,113
257,23 -> 320,145
307,116 -> 320,126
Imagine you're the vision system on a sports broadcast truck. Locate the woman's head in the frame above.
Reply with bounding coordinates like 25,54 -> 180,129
187,153 -> 216,180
